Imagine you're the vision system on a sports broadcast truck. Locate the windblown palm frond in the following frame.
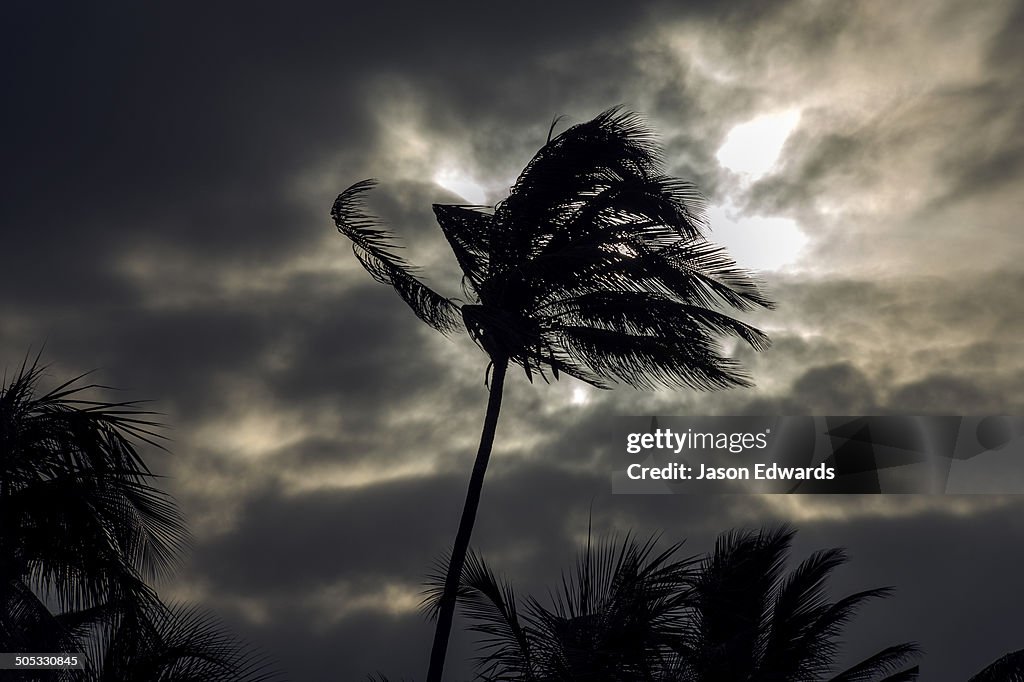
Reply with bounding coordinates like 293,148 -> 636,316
671,525 -> 919,682
332,179 -> 463,335
333,107 -> 773,391
0,354 -> 189,622
0,576 -> 83,657
424,549 -> 534,681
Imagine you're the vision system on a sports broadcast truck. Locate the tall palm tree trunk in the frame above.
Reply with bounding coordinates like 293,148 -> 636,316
426,357 -> 508,682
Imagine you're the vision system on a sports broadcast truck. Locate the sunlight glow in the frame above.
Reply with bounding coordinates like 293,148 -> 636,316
310,581 -> 422,629
571,387 -> 590,406
199,411 -> 306,459
716,110 -> 801,178
282,459 -> 437,494
433,166 -> 488,204
707,203 -> 808,271
760,494 -> 1012,522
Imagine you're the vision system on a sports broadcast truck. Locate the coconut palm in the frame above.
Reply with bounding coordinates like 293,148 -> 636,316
424,534 -> 694,682
671,526 -> 918,682
0,353 -> 187,650
332,107 -> 774,682
433,527 -> 918,682
1,355 -> 281,681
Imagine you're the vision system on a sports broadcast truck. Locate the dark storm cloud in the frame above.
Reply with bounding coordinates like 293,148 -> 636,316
181,454 -> 791,681
188,465 -> 607,595
788,505 -> 1024,681
746,79 -> 1024,220
1,0 -> 778,331
3,3 -> 362,281
3,277 -> 450,423
192,602 -> 441,682
187,463 -> 1024,681
743,121 -> 881,217
5,1 -> 1024,682
988,0 -> 1024,66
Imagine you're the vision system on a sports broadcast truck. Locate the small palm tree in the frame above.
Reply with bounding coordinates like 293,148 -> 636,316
1,354 -> 281,681
672,526 -> 918,682
434,527 -> 918,682
425,534 -> 693,682
332,107 -> 774,682
0,353 -> 188,649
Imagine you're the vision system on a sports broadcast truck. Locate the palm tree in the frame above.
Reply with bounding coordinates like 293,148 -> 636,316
671,526 -> 918,682
332,107 -> 774,682
1,354 -> 281,681
0,353 -> 188,651
433,527 -> 918,682
424,534 -> 693,681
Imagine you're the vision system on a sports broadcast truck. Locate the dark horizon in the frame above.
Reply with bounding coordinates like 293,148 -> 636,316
3,1 -> 1024,680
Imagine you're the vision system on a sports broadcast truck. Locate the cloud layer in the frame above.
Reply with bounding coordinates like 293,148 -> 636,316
4,1 -> 1023,680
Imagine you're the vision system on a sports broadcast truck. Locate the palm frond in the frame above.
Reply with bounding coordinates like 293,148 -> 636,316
337,110 -> 773,393
875,666 -> 920,682
555,325 -> 752,390
545,291 -> 770,351
423,549 -> 532,680
439,535 -> 692,682
540,173 -> 709,259
95,601 -> 283,682
759,548 -> 852,679
0,577 -> 81,654
1,358 -> 189,613
332,180 -> 462,335
431,204 -> 492,299
680,526 -> 794,679
827,643 -> 920,682
490,108 -> 663,277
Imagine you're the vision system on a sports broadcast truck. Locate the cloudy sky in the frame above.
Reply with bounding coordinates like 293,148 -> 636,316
4,1 -> 1024,680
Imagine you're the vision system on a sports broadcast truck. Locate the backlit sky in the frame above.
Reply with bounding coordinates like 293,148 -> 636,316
3,2 -> 1024,680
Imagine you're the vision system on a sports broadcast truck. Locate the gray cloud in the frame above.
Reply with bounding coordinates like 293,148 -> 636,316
4,1 -> 1024,681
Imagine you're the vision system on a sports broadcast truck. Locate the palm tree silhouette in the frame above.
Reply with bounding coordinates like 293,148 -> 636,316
431,526 -> 919,682
332,107 -> 774,682
0,355 -> 281,681
424,534 -> 693,681
1,353 -> 187,651
672,526 -> 918,682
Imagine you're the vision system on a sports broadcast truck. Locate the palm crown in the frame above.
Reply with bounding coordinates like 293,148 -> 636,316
435,527 -> 921,682
0,356 -> 280,681
674,527 -> 919,682
0,355 -> 186,634
426,535 -> 693,682
332,107 -> 773,390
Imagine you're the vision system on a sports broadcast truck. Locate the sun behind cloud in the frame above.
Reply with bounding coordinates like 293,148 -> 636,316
433,166 -> 489,204
716,109 -> 801,179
